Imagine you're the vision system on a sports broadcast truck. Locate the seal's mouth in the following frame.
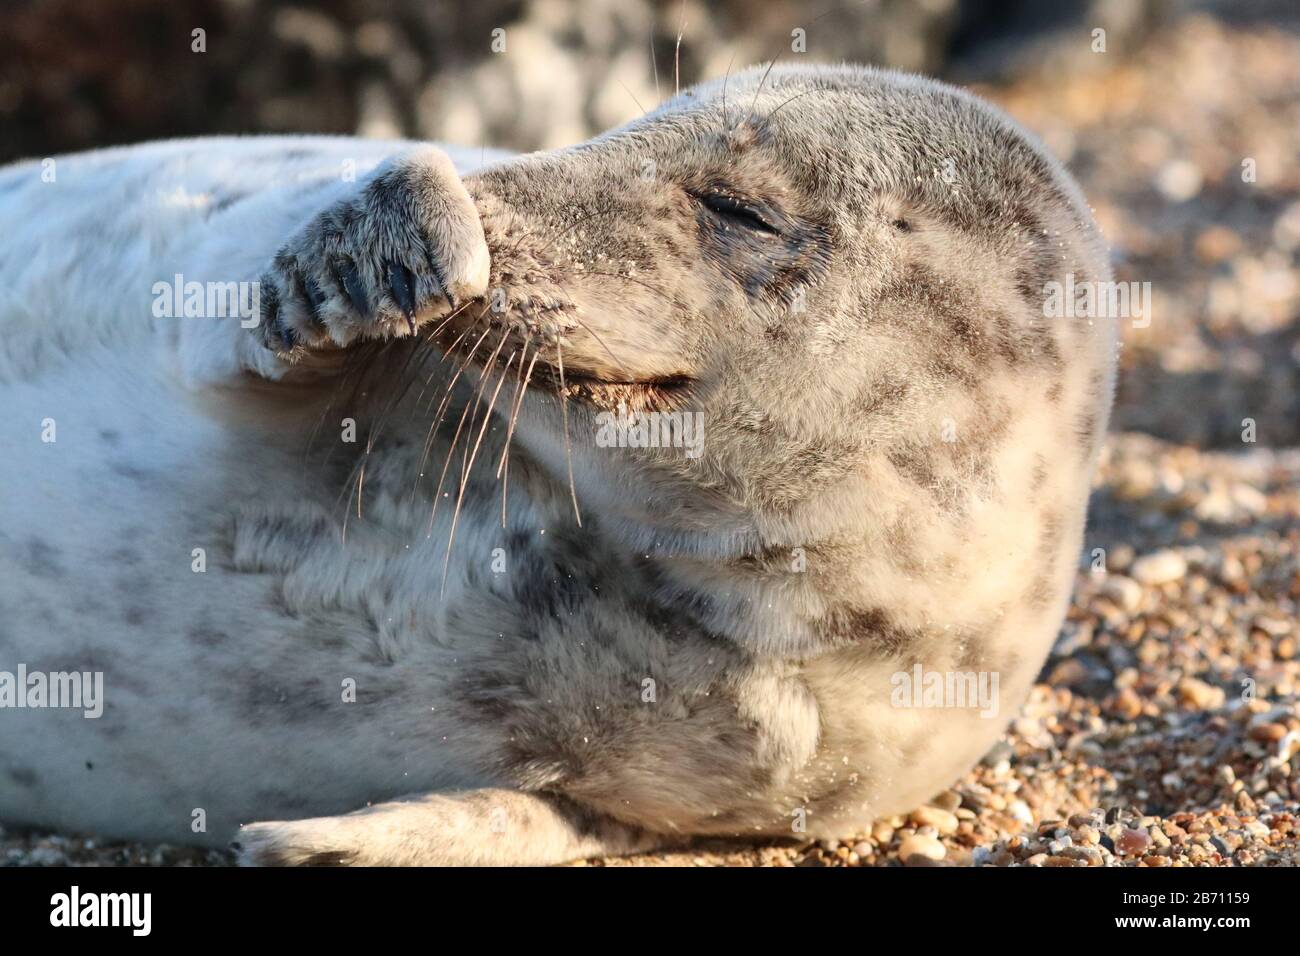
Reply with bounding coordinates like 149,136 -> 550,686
536,366 -> 694,412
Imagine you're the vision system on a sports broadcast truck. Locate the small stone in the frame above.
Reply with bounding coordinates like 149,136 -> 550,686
1177,677 -> 1225,710
1252,616 -> 1292,637
931,789 -> 962,813
910,806 -> 959,835
852,840 -> 872,857
1060,845 -> 1104,866
1112,687 -> 1144,720
1249,722 -> 1287,743
1155,159 -> 1202,202
1244,820 -> 1269,839
1143,854 -> 1172,867
1131,550 -> 1187,586
898,833 -> 945,862
1025,852 -> 1048,866
1100,575 -> 1143,613
871,821 -> 894,844
1193,225 -> 1241,263
1008,800 -> 1033,826
1116,827 -> 1152,856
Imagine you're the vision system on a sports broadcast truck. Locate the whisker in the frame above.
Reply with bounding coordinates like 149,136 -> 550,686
442,347 -> 516,593
721,52 -> 736,130
555,338 -> 583,528
650,32 -> 661,104
426,392 -> 477,537
766,86 -> 836,122
457,328 -> 511,473
496,342 -> 540,480
411,317 -> 494,503
618,79 -> 647,116
748,55 -> 781,119
674,0 -> 686,97
422,323 -> 497,535
499,341 -> 537,527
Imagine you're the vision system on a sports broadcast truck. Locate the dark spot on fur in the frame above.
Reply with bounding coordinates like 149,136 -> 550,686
187,623 -> 230,648
1026,568 -> 1058,610
8,766 -> 39,788
24,538 -> 65,579
1038,509 -> 1064,560
235,672 -> 334,725
123,606 -> 150,626
956,633 -> 992,670
209,190 -> 252,216
110,461 -> 156,484
818,605 -> 921,654
1075,408 -> 1100,457
857,376 -> 911,417
1030,455 -> 1049,493
108,547 -> 143,567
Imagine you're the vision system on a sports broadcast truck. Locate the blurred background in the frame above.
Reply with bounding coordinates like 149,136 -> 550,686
2,0 -> 1297,450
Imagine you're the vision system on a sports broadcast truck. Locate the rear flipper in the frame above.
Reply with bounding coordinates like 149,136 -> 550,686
236,789 -> 664,866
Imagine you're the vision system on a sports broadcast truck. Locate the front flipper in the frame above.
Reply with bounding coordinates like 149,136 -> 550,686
254,147 -> 491,358
237,789 -> 663,866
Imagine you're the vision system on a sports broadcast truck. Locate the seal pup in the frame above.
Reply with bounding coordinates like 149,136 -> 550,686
0,64 -> 1116,865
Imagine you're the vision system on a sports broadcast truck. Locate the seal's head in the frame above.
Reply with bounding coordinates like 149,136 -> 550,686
455,64 -> 1115,666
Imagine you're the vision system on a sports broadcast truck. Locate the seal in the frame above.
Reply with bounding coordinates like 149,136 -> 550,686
0,64 -> 1116,865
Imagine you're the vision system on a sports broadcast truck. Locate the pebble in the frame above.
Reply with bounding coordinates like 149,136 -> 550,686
1060,845 -> 1104,865
909,806 -> 959,835
1248,722 -> 1287,743
931,790 -> 963,813
1100,575 -> 1144,613
1131,550 -> 1187,586
898,833 -> 945,862
1008,800 -> 1034,826
1116,828 -> 1152,856
1177,677 -> 1225,710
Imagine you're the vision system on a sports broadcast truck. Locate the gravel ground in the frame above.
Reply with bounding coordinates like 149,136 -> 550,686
4,13 -> 1297,867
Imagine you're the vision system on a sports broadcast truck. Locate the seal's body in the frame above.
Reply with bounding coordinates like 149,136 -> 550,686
0,66 -> 1116,864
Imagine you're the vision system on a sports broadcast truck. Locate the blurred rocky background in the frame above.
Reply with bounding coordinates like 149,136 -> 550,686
2,0 -> 1296,448
2,0 -> 1298,867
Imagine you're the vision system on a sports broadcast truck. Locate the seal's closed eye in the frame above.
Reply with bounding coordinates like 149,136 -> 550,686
695,191 -> 782,236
